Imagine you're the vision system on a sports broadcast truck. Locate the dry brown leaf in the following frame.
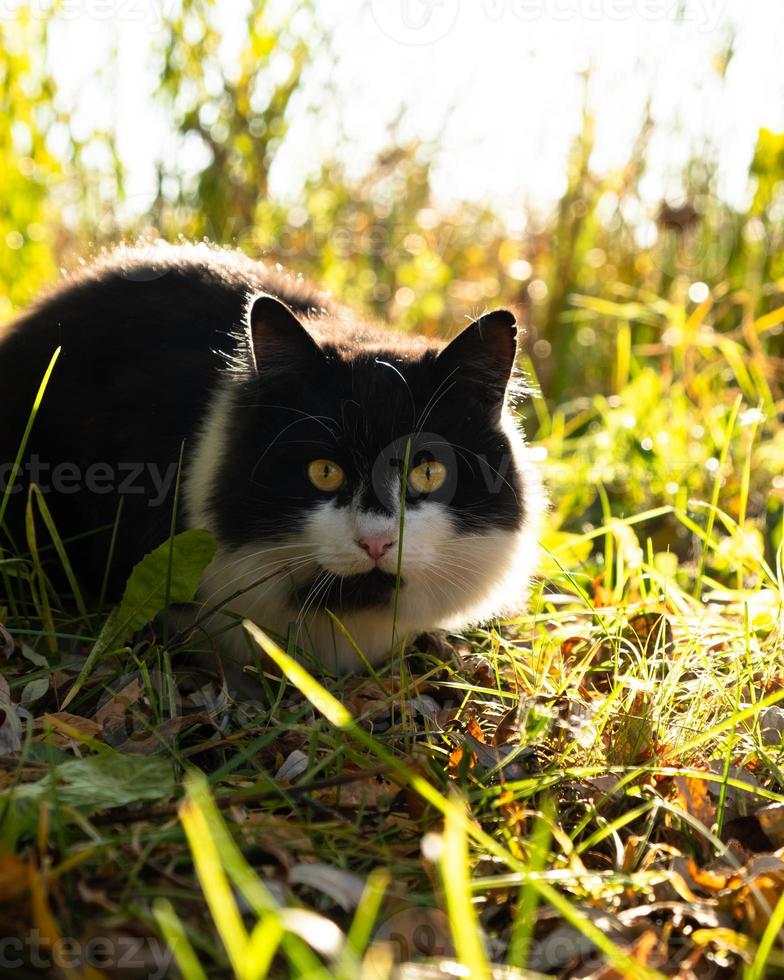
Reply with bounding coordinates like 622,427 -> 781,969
581,928 -> 663,979
448,744 -> 471,775
560,636 -> 594,669
756,803 -> 784,849
315,775 -> 398,811
493,701 -> 522,746
41,712 -> 102,747
0,852 -> 31,902
580,643 -> 618,695
466,717 -> 486,743
95,677 -> 143,741
707,762 -> 765,818
731,868 -> 784,939
343,688 -> 391,723
583,774 -> 626,806
113,712 -> 211,754
685,858 -> 734,894
711,851 -> 784,939
625,611 -> 673,655
675,849 -> 784,941
674,774 -> 717,835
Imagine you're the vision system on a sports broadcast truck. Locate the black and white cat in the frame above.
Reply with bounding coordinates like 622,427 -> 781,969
0,243 -> 543,673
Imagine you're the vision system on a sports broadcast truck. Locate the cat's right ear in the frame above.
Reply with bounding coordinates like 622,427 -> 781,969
435,309 -> 518,412
248,294 -> 326,375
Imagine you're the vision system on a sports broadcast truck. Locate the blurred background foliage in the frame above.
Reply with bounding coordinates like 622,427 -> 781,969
2,0 -> 784,586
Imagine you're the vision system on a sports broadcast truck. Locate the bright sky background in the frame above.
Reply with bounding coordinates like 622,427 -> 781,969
43,0 -> 784,225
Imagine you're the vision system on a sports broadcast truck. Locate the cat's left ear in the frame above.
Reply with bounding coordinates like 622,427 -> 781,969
436,310 -> 517,411
248,294 -> 326,375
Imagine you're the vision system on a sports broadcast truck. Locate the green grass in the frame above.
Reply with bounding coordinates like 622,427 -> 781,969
1,290 -> 784,979
3,9 -> 784,974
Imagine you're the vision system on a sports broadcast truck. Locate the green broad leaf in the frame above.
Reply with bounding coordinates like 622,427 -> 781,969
1,752 -> 176,841
115,528 -> 217,635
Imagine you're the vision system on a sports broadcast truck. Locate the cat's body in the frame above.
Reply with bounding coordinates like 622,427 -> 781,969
0,242 -> 543,673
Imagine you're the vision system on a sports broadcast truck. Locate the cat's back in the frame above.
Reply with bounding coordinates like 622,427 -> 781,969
0,241 -> 330,367
0,242 -> 335,443
0,243 -> 336,583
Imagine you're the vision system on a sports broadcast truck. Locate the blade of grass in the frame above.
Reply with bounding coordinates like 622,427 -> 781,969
24,488 -> 57,653
98,496 -> 124,613
184,772 -> 333,978
324,608 -> 385,687
0,345 -> 60,530
179,794 -> 250,977
243,620 -> 667,980
391,436 -> 412,652
245,916 -> 285,978
694,394 -> 741,597
153,899 -> 210,980
441,793 -> 491,979
28,484 -> 89,621
659,685 -> 784,761
507,796 -> 554,970
336,868 -> 390,979
746,890 -> 784,980
163,441 -> 186,644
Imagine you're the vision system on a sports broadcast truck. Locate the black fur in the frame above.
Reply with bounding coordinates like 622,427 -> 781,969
0,243 -> 525,600
295,569 -> 399,611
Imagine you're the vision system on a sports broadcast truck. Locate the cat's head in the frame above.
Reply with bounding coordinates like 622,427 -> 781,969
195,294 -> 542,672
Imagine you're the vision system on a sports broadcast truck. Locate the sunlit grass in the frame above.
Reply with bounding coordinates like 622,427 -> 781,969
2,490 -> 784,976
3,5 -> 784,971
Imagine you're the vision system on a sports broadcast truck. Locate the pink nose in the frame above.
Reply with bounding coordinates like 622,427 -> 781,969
356,535 -> 396,561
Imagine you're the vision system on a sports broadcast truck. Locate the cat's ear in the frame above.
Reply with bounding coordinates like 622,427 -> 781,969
248,294 -> 326,375
436,310 -> 518,411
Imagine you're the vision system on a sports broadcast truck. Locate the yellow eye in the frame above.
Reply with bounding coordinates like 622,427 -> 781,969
408,460 -> 447,494
307,459 -> 345,492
